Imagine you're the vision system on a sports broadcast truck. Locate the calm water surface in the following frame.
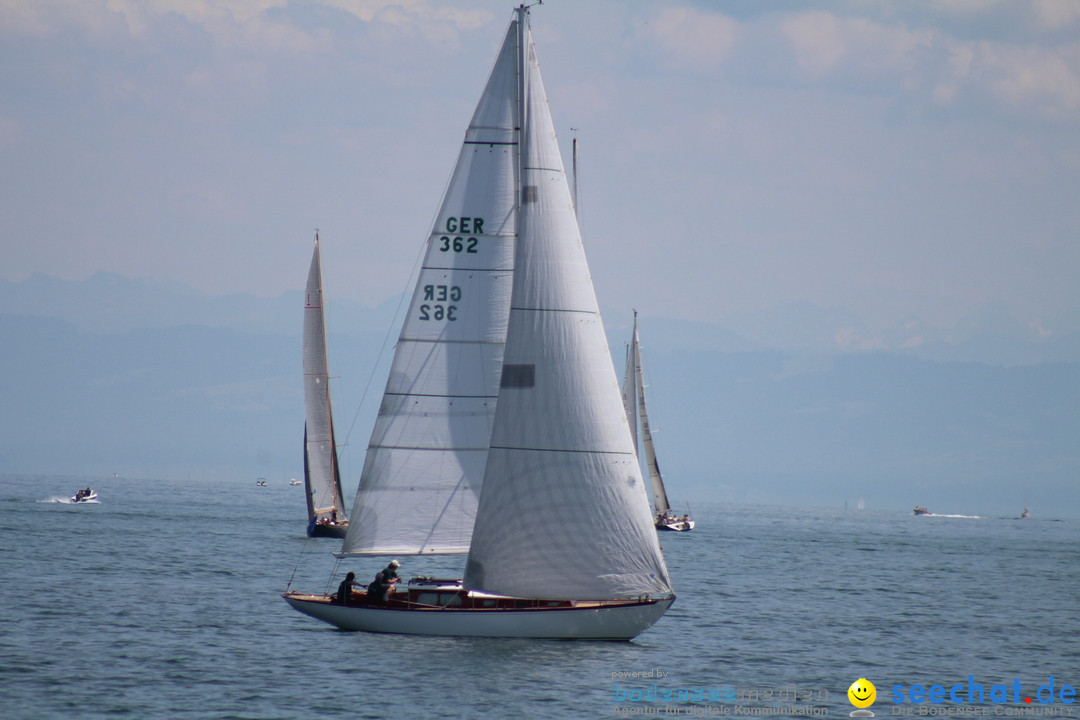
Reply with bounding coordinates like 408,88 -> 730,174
1,474 -> 1076,719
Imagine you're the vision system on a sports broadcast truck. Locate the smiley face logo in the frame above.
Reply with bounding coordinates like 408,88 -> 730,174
848,678 -> 876,709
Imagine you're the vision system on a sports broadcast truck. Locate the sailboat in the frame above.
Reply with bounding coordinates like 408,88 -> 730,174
623,312 -> 694,532
283,6 -> 674,639
302,234 -> 349,539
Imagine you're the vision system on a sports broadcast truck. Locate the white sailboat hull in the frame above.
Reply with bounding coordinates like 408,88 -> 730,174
282,592 -> 674,640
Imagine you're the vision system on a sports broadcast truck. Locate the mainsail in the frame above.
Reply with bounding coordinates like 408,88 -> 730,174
623,313 -> 672,517
303,235 -> 347,525
462,13 -> 672,601
339,22 -> 519,556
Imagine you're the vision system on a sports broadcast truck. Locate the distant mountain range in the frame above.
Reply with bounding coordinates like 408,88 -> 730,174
2,273 -> 1077,516
0,271 -> 401,336
4,271 -> 1078,363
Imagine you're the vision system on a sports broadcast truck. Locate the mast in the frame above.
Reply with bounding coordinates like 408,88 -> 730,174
572,136 -> 579,218
516,4 -> 529,222
622,312 -> 638,456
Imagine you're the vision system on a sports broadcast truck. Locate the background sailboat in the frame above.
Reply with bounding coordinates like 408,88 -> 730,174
623,312 -> 694,531
302,234 -> 348,538
284,6 -> 674,639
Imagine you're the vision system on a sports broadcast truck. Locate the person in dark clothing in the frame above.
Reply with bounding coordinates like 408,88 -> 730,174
336,572 -> 358,605
366,560 -> 401,605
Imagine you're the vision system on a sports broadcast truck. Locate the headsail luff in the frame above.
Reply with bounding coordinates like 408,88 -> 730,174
303,235 -> 347,522
462,9 -> 672,601
338,21 -> 519,557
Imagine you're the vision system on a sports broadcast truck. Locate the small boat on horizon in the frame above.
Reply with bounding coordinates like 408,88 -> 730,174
1019,506 -> 1030,519
72,487 -> 97,502
913,506 -> 932,516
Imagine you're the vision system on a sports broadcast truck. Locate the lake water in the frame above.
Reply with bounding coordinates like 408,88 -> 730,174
1,473 -> 1077,719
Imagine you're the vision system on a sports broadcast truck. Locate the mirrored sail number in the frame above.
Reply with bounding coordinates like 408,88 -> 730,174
438,217 -> 484,254
419,284 -> 461,322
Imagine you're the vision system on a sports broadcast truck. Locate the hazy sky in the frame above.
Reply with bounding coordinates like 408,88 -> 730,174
2,0 -> 1079,337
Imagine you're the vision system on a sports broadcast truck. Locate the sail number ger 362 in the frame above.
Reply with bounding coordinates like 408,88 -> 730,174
420,217 -> 486,322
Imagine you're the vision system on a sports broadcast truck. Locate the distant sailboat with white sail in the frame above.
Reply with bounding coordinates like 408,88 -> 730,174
283,6 -> 674,639
302,234 -> 349,538
623,312 -> 693,532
